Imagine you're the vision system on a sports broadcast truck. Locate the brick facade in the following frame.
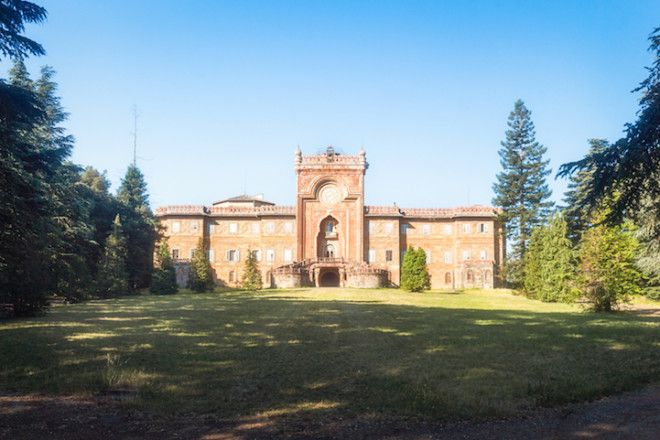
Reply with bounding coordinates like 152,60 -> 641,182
155,147 -> 504,289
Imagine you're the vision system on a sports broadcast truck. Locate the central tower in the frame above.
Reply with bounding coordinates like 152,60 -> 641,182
294,146 -> 367,263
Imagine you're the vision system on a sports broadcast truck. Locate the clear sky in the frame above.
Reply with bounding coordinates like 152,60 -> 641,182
6,1 -> 659,208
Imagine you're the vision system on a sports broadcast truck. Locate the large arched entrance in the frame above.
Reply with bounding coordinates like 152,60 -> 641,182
319,269 -> 340,287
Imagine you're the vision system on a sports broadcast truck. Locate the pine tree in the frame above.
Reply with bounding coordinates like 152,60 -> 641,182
0,0 -> 46,59
401,247 -> 431,292
97,215 -> 129,298
1,60 -> 72,314
188,238 -> 214,292
492,100 -> 553,285
579,211 -> 642,312
150,239 -> 178,295
241,249 -> 263,291
117,164 -> 156,290
559,27 -> 659,234
523,214 -> 579,303
79,166 -> 118,276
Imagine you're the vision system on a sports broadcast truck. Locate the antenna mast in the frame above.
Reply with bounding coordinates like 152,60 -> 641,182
132,105 -> 138,166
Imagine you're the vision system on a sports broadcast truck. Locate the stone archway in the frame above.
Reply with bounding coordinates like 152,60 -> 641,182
319,269 -> 340,287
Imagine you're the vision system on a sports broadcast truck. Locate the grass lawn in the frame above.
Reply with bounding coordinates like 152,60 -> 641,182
1,288 -> 658,425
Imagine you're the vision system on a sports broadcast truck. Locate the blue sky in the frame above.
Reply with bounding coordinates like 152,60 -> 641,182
6,1 -> 659,208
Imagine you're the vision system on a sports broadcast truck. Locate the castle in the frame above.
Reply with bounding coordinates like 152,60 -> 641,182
155,147 -> 505,289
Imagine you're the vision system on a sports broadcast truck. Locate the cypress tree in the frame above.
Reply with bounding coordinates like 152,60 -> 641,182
117,164 -> 156,290
241,249 -> 263,291
579,217 -> 642,312
523,214 -> 579,303
97,215 -> 129,298
150,239 -> 178,295
401,247 -> 431,292
188,238 -> 214,292
492,99 -> 553,285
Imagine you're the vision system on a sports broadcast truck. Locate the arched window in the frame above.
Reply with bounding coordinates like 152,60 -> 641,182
445,272 -> 452,284
325,244 -> 335,258
326,220 -> 335,233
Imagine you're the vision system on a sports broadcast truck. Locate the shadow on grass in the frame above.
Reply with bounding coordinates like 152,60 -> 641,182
1,290 -> 658,438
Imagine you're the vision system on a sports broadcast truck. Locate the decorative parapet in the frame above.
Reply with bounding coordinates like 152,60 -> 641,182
157,202 -> 498,220
208,205 -> 295,217
364,205 -> 403,217
155,205 -> 207,216
366,205 -> 500,219
156,205 -> 295,218
295,146 -> 367,171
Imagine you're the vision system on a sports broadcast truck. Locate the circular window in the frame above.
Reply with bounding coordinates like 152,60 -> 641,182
318,184 -> 342,206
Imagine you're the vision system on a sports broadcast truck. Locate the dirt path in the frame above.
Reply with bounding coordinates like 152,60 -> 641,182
1,386 -> 658,439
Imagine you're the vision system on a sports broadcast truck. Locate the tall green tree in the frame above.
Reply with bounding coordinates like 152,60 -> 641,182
401,247 -> 431,292
523,214 -> 579,303
97,215 -> 129,298
562,139 -> 608,242
492,99 -> 553,285
579,217 -> 642,312
559,28 -> 660,237
188,238 -> 214,292
79,166 -> 118,276
117,164 -> 156,290
1,58 -> 75,313
241,249 -> 263,291
150,239 -> 178,295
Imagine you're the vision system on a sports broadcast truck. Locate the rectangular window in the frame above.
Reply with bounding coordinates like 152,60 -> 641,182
172,248 -> 179,259
208,223 -> 215,234
229,222 -> 238,234
227,249 -> 239,262
172,222 -> 181,233
283,248 -> 293,263
401,223 -> 409,234
266,249 -> 275,262
190,221 -> 199,233
422,224 -> 431,235
444,251 -> 453,264
283,222 -> 293,234
462,250 -> 471,261
208,249 -> 215,262
443,224 -> 453,235
425,249 -> 432,263
368,249 -> 376,263
385,250 -> 393,262
478,223 -> 489,233
463,223 -> 471,234
385,222 -> 394,234
480,250 -> 487,260
251,222 -> 260,234
265,222 -> 275,234
251,249 -> 261,261
368,222 -> 376,234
